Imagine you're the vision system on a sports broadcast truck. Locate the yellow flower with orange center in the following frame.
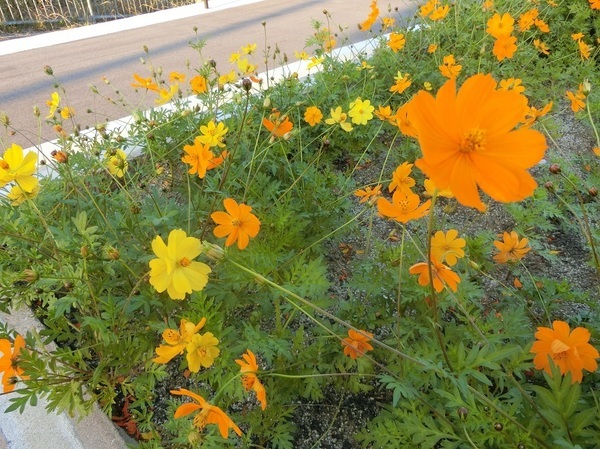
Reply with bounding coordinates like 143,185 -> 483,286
430,229 -> 465,266
493,35 -> 518,61
199,120 -> 228,148
406,74 -> 547,211
131,73 -> 159,92
190,75 -> 208,94
148,229 -> 212,300
389,72 -> 412,94
0,143 -> 38,192
439,55 -> 461,79
348,98 -> 375,125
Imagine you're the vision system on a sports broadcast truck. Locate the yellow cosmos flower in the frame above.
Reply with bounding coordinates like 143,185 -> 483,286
348,98 -> 375,125
241,43 -> 257,54
294,50 -> 310,60
46,92 -> 60,118
218,70 -> 236,87
106,149 -> 128,178
499,78 -> 525,94
235,349 -> 267,410
237,58 -> 257,75
307,56 -> 324,69
359,0 -> 379,31
148,229 -> 212,300
423,178 -> 454,198
325,107 -> 353,132
303,106 -> 323,127
169,71 -> 186,83
153,318 -> 206,364
186,332 -> 220,372
7,181 -> 40,206
533,39 -> 550,55
0,143 -> 38,192
429,4 -> 450,21
60,107 -> 75,119
155,84 -> 179,105
355,184 -> 382,204
199,121 -> 228,148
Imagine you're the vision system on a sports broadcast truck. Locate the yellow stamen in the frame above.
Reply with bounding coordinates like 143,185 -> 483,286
459,129 -> 486,153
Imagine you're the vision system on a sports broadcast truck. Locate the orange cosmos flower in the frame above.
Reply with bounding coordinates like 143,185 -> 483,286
430,229 -> 465,266
566,86 -> 586,113
493,35 -> 518,61
590,0 -> 600,10
531,321 -> 599,383
486,12 -> 514,38
235,350 -> 267,410
533,39 -> 550,55
186,332 -> 220,373
429,4 -> 450,21
423,178 -> 453,198
342,329 -> 374,360
377,190 -> 431,223
578,39 -> 591,60
374,105 -> 393,122
388,161 -> 416,193
439,54 -> 461,79
390,72 -> 412,94
392,103 -> 419,138
182,138 -> 215,179
190,75 -> 208,94
388,33 -> 406,52
359,0 -> 379,31
521,101 -> 553,128
419,0 -> 436,17
382,17 -> 395,29
427,43 -> 438,53
534,18 -> 549,33
170,389 -> 242,438
409,257 -> 460,292
169,71 -> 186,83
499,78 -> 525,94
131,73 -> 159,92
0,334 -> 28,393
211,198 -> 261,250
207,150 -> 228,170
482,0 -> 494,11
355,184 -> 382,204
518,8 -> 538,31
263,112 -> 293,140
492,231 -> 530,263
406,73 -> 547,211
304,106 -> 323,127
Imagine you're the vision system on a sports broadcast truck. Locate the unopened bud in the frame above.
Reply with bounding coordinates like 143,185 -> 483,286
544,181 -> 554,191
0,113 -> 9,126
242,77 -> 252,92
549,163 -> 561,174
44,65 -> 54,75
589,187 -> 598,197
263,96 -> 271,108
494,423 -> 503,432
81,245 -> 90,258
582,79 -> 591,94
457,407 -> 468,421
202,242 -> 225,261
106,247 -> 120,260
21,269 -> 38,283
33,106 -> 40,117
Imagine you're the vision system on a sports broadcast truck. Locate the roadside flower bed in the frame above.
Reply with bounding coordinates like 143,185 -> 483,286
1,0 -> 600,447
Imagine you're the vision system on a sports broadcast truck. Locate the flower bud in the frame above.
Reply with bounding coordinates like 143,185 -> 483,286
242,77 -> 252,92
44,65 -> 54,75
549,163 -> 561,174
457,407 -> 468,421
106,246 -> 120,260
202,242 -> 225,261
21,269 -> 38,283
33,106 -> 40,117
588,187 -> 598,197
582,79 -> 591,94
81,245 -> 90,258
263,96 -> 271,108
494,422 -> 503,431
0,113 -> 9,126
544,181 -> 554,191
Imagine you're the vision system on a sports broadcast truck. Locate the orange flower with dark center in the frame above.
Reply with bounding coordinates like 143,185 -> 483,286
170,389 -> 242,438
531,321 -> 599,383
493,231 -> 530,263
0,334 -> 28,393
235,349 -> 267,410
211,198 -> 261,250
406,74 -> 547,211
409,258 -> 460,292
377,190 -> 431,223
342,329 -> 374,359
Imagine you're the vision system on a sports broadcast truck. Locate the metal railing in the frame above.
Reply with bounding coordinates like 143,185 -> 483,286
0,0 -> 207,27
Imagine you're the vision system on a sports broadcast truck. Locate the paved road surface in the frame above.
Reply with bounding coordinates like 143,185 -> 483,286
0,0 -> 415,149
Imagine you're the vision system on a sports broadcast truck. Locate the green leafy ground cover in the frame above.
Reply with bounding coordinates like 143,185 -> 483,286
1,0 -> 600,448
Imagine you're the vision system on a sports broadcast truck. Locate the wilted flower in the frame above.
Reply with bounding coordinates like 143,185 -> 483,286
235,350 -> 267,410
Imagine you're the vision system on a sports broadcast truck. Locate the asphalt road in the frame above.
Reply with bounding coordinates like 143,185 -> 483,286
0,0 -> 415,149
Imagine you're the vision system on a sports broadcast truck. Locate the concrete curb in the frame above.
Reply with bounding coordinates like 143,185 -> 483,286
0,308 -> 131,449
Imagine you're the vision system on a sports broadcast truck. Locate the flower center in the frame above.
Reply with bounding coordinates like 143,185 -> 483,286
193,410 -> 209,430
459,129 -> 486,153
241,374 -> 256,390
231,218 -> 241,227
397,198 -> 410,213
0,160 -> 9,169
550,339 -> 570,360
179,257 -> 191,267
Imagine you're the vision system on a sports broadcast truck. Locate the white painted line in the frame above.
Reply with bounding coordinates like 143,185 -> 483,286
0,0 -> 267,56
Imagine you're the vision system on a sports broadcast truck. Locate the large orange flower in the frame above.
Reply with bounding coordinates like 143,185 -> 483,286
170,389 -> 242,438
235,350 -> 267,410
342,329 -> 374,360
531,321 -> 599,383
211,198 -> 261,250
0,334 -> 28,393
406,74 -> 547,211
